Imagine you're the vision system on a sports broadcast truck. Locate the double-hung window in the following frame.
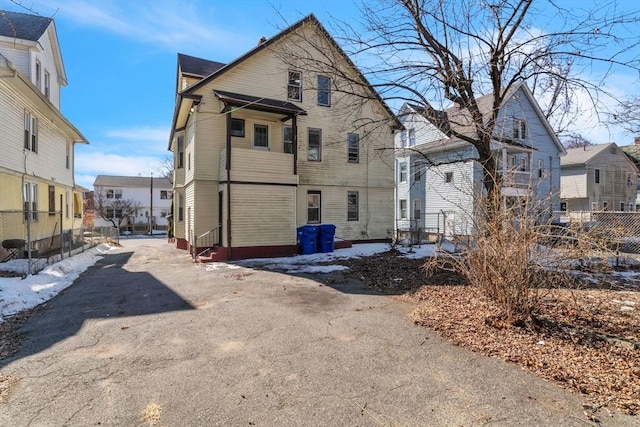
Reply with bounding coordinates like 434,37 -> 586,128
44,70 -> 50,100
65,190 -> 70,218
400,130 -> 407,148
399,199 -> 407,219
317,75 -> 330,106
253,124 -> 269,150
347,191 -> 359,221
413,161 -> 423,182
348,133 -> 359,163
513,118 -> 527,139
283,125 -> 294,154
176,135 -> 184,168
178,193 -> 184,222
308,128 -> 322,161
23,182 -> 38,221
307,191 -> 321,223
537,159 -> 544,178
288,71 -> 302,101
24,111 -> 37,152
399,162 -> 407,182
35,60 -> 41,90
594,168 -> 601,184
408,128 -> 415,146
48,185 -> 56,215
66,142 -> 70,169
413,200 -> 421,220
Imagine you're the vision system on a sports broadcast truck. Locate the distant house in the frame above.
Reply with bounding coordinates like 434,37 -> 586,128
621,137 -> 640,210
561,143 -> 638,213
168,14 -> 399,260
395,82 -> 566,237
0,10 -> 88,258
93,175 -> 172,233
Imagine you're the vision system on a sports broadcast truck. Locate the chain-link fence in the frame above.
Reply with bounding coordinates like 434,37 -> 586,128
0,210 -> 118,274
555,210 -> 640,254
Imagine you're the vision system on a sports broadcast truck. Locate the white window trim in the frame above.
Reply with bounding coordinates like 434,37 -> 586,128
252,123 -> 270,151
288,70 -> 302,102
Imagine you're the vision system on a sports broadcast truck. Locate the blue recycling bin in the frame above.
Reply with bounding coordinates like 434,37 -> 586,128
297,225 -> 318,255
318,224 -> 336,253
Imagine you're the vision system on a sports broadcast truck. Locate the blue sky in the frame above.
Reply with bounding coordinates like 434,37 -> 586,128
0,0 -> 635,190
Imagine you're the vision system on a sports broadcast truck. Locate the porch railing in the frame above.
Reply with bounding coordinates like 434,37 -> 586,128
192,226 -> 221,258
500,170 -> 531,188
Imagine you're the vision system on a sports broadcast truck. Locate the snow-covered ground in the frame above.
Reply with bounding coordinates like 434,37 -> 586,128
208,243 -> 437,274
0,244 -> 116,323
2,238 -> 636,324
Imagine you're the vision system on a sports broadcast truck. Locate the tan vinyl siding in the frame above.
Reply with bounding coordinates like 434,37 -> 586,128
193,180 -> 219,238
297,185 -> 393,241
175,19 -> 396,251
220,147 -> 296,184
230,185 -> 296,247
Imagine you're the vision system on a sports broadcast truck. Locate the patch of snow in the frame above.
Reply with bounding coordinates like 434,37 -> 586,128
205,263 -> 241,271
0,244 -> 116,323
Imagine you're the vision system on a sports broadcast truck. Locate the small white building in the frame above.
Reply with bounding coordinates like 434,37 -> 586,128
93,175 -> 172,232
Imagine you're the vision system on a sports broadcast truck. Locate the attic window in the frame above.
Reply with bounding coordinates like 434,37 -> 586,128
445,171 -> 453,183
513,118 -> 526,139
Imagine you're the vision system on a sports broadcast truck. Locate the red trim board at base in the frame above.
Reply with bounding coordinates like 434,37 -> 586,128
175,238 -> 188,250
229,245 -> 298,260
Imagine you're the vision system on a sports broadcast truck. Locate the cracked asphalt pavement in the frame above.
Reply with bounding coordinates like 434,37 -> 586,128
0,238 -> 636,426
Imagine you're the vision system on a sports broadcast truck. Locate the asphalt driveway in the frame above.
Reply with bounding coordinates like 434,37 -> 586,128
0,238 -> 636,426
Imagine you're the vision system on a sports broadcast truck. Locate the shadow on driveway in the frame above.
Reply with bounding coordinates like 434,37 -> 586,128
1,250 -> 194,368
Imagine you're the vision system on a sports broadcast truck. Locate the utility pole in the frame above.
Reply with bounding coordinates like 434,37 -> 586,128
150,172 -> 154,234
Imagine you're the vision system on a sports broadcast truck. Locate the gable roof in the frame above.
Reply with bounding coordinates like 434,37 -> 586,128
177,53 -> 225,79
401,82 -> 566,155
562,143 -> 618,166
622,144 -> 640,168
93,175 -> 172,189
0,10 -> 51,41
168,13 -> 400,148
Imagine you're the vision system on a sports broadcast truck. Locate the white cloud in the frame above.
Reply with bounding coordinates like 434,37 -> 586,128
105,126 -> 169,143
50,0 -> 256,54
74,151 -> 167,189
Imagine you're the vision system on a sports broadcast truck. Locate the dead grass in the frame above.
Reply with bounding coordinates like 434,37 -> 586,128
141,403 -> 163,426
0,375 -> 21,403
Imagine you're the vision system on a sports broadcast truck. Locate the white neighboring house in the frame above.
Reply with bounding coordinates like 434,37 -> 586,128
0,9 -> 88,257
395,82 -> 566,237
93,175 -> 172,231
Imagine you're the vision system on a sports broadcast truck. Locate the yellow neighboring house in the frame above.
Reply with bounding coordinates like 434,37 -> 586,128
0,10 -> 88,259
168,14 -> 400,260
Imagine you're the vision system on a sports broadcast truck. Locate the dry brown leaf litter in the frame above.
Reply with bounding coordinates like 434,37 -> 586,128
338,251 -> 640,415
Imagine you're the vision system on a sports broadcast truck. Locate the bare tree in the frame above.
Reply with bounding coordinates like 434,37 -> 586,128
612,95 -> 640,135
93,187 -> 141,232
155,155 -> 174,181
277,0 -> 640,199
562,133 -> 593,149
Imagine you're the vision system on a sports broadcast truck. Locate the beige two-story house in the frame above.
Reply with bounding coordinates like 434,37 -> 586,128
0,10 -> 88,259
168,14 -> 399,260
560,143 -> 638,214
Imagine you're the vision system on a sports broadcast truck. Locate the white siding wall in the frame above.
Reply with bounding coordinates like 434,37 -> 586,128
424,160 -> 475,235
34,29 -> 61,108
0,78 -> 74,186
